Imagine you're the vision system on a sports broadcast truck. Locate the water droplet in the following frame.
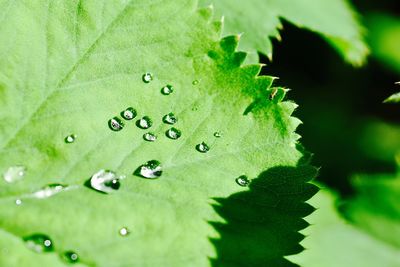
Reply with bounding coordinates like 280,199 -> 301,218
3,166 -> 26,183
65,134 -> 77,144
235,175 -> 250,187
33,184 -> 67,199
192,80 -> 199,85
165,127 -> 182,140
90,170 -> 121,193
121,107 -> 137,120
213,131 -> 222,138
108,117 -> 124,131
119,227 -> 130,237
161,85 -> 174,95
134,160 -> 162,179
142,72 -> 153,83
162,113 -> 177,125
62,251 -> 79,264
196,142 -> 209,153
15,199 -> 22,205
143,132 -> 157,142
136,116 -> 152,129
24,234 -> 54,253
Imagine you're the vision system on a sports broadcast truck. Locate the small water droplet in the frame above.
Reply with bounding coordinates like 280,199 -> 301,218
142,72 -> 153,83
162,113 -> 177,125
108,117 -> 124,131
121,107 -> 137,120
235,175 -> 250,187
33,184 -> 67,199
165,127 -> 182,140
134,160 -> 162,179
143,132 -> 157,142
196,142 -> 209,153
136,116 -> 152,129
62,251 -> 79,264
161,85 -> 174,95
65,134 -> 77,144
89,170 -> 121,193
3,166 -> 26,183
24,234 -> 54,253
15,199 -> 22,205
192,80 -> 199,85
119,227 -> 130,237
213,131 -> 222,138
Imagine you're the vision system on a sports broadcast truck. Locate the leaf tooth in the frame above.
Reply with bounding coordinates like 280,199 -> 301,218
197,4 -> 214,21
219,35 -> 239,54
241,64 -> 262,77
231,51 -> 247,67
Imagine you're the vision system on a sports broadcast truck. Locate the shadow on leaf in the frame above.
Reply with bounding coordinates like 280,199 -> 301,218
210,163 -> 318,266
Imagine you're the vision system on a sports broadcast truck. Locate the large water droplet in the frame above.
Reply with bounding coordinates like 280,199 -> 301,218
165,127 -> 182,140
65,134 -> 77,144
136,116 -> 152,129
143,132 -> 157,142
161,85 -> 174,95
213,131 -> 222,138
134,160 -> 162,179
236,175 -> 250,187
119,227 -> 130,237
3,166 -> 26,183
108,117 -> 124,131
89,170 -> 121,193
121,107 -> 137,120
33,184 -> 67,199
196,142 -> 209,153
162,113 -> 177,125
24,234 -> 54,253
142,72 -> 153,83
62,251 -> 79,264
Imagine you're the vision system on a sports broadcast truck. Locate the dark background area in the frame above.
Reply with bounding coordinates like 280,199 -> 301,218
260,0 -> 400,195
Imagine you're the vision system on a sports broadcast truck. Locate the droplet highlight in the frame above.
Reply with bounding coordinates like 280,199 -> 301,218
119,227 -> 130,237
3,166 -> 26,183
108,117 -> 124,131
236,175 -> 250,187
65,134 -> 77,144
136,116 -> 152,129
161,85 -> 174,95
15,199 -> 22,205
89,170 -> 121,193
196,142 -> 209,153
143,132 -> 157,142
33,184 -> 67,199
135,160 -> 162,179
24,234 -> 54,253
121,107 -> 137,120
62,251 -> 79,264
192,80 -> 199,85
162,113 -> 177,125
165,127 -> 182,140
142,72 -> 153,83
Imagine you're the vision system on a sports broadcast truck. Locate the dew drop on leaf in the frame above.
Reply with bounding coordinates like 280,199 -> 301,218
15,199 -> 22,205
136,116 -> 152,129
142,72 -> 153,83
161,85 -> 173,95
143,132 -> 157,142
89,170 -> 121,193
235,175 -> 250,187
121,107 -> 137,120
213,131 -> 222,138
108,117 -> 124,131
119,227 -> 130,237
64,134 -> 77,144
3,165 -> 26,183
62,251 -> 79,264
33,184 -> 67,199
196,142 -> 209,153
134,160 -> 162,179
24,234 -> 54,253
192,80 -> 199,85
165,127 -> 182,140
162,112 -> 177,125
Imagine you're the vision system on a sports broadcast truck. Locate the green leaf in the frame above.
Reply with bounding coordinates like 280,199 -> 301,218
200,0 -> 369,65
289,189 -> 400,267
341,173 -> 400,249
0,1 -> 315,265
384,92 -> 400,103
